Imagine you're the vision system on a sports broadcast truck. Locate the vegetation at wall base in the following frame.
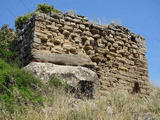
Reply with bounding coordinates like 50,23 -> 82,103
0,59 -> 44,113
0,25 -> 44,113
0,24 -> 70,114
0,87 -> 160,120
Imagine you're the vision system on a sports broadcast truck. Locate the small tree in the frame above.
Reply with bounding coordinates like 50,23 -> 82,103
36,3 -> 62,14
0,25 -> 18,63
15,3 -> 62,30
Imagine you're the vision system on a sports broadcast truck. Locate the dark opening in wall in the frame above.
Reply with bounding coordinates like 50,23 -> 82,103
77,80 -> 94,99
132,82 -> 140,94
41,39 -> 47,43
131,36 -> 136,42
59,28 -> 63,34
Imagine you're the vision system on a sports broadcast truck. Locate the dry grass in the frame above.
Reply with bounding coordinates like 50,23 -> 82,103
0,86 -> 160,120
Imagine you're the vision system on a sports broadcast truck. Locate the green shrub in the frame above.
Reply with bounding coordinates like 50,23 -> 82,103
0,59 -> 43,113
0,25 -> 16,49
36,3 -> 62,14
0,48 -> 16,63
15,13 -> 33,30
0,25 -> 19,64
15,3 -> 62,30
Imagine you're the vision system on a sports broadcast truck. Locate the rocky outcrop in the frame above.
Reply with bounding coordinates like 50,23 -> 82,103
24,62 -> 99,98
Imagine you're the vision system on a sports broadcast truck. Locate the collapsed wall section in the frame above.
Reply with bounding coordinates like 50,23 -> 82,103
16,12 -> 151,95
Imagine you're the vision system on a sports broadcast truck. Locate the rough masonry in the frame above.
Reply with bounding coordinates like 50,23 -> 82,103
16,11 -> 151,96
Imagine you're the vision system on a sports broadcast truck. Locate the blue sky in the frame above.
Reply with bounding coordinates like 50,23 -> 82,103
0,0 -> 160,86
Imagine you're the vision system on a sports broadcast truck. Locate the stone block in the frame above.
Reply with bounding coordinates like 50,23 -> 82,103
32,50 -> 96,68
24,62 -> 99,98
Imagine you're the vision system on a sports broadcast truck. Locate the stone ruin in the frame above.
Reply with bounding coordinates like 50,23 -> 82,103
16,11 -> 151,98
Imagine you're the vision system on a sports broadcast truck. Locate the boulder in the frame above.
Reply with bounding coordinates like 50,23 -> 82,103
24,62 -> 99,98
32,50 -> 96,68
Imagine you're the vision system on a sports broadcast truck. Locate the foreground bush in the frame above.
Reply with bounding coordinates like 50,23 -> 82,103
0,59 -> 43,113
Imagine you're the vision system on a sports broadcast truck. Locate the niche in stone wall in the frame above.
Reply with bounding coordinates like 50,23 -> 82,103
131,36 -> 136,42
132,82 -> 140,94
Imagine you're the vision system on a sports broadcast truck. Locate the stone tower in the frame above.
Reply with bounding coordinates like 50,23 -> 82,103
16,12 -> 151,96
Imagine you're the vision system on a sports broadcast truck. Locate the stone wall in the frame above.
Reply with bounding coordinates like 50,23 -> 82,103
16,12 -> 151,96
